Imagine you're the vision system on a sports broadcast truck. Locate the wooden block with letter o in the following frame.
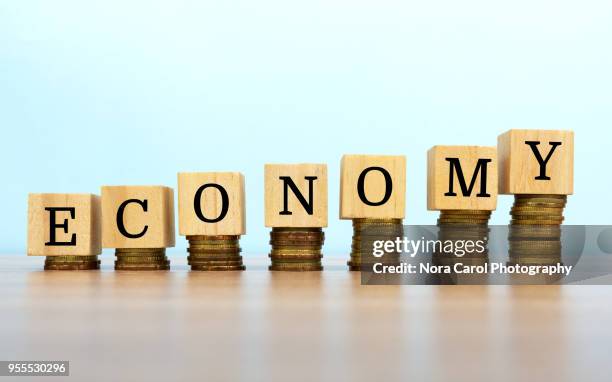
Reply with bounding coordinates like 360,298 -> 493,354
101,186 -> 175,248
339,154 -> 406,219
264,163 -> 328,227
27,193 -> 101,256
178,172 -> 246,236
427,146 -> 498,211
498,129 -> 574,195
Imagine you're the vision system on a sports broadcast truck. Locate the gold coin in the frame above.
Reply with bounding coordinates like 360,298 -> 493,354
511,220 -> 563,225
510,240 -> 561,248
269,264 -> 323,271
188,253 -> 242,260
45,255 -> 98,261
440,210 -> 491,215
511,215 -> 564,222
515,194 -> 566,200
353,218 -> 402,223
191,265 -> 245,271
115,263 -> 170,271
188,259 -> 244,266
44,263 -> 100,271
187,235 -> 239,241
115,255 -> 168,263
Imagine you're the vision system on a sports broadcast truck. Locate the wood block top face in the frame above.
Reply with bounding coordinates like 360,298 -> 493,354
339,155 -> 406,219
178,172 -> 246,236
27,194 -> 102,256
101,186 -> 175,249
427,146 -> 498,211
498,129 -> 574,195
264,164 -> 328,228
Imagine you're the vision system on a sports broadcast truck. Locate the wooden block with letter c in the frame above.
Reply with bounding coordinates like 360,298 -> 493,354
101,186 -> 175,249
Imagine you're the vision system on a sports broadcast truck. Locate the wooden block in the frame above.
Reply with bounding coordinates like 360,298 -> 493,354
427,146 -> 498,211
177,172 -> 246,236
27,194 -> 101,256
264,164 -> 328,227
498,129 -> 574,195
101,186 -> 175,248
339,154 -> 406,219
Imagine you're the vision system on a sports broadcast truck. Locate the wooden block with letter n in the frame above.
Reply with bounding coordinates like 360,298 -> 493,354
497,129 -> 574,195
264,163 -> 327,271
264,163 -> 328,228
339,154 -> 406,219
27,193 -> 102,256
178,172 -> 246,236
427,146 -> 498,211
101,186 -> 175,270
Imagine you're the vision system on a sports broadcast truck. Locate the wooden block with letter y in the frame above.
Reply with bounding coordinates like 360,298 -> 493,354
427,146 -> 498,211
339,154 -> 406,219
497,129 -> 574,195
264,164 -> 328,227
27,193 -> 102,256
101,186 -> 175,248
177,172 -> 246,236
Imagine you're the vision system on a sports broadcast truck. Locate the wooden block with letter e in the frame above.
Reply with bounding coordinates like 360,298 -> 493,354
427,145 -> 498,211
177,172 -> 246,236
264,163 -> 328,227
339,154 -> 406,219
498,129 -> 574,195
27,193 -> 102,256
101,186 -> 175,248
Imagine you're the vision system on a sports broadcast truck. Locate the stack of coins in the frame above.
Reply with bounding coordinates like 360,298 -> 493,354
348,218 -> 403,271
508,194 -> 565,266
115,248 -> 170,270
436,210 -> 491,261
44,255 -> 100,270
269,228 -> 324,271
187,235 -> 245,271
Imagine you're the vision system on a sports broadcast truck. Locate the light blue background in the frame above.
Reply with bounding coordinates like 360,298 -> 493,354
1,1 -> 610,255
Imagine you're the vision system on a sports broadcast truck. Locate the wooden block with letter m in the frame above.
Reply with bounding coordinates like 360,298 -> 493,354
427,146 -> 498,211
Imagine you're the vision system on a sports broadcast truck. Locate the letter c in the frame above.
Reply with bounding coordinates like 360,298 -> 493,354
117,199 -> 148,239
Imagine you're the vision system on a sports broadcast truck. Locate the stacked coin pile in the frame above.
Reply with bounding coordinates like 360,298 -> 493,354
436,210 -> 491,261
348,218 -> 403,271
269,228 -> 324,271
44,255 -> 100,270
187,235 -> 245,271
508,194 -> 565,265
115,248 -> 170,270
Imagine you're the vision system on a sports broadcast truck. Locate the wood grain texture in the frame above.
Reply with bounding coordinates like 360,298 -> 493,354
178,172 -> 246,236
101,186 -> 175,248
427,146 -> 498,211
27,194 -> 101,256
339,154 -> 406,219
2,254 -> 612,382
264,163 -> 328,227
498,129 -> 574,195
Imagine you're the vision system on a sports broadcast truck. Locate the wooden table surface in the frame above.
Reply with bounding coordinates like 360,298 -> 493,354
1,254 -> 611,382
